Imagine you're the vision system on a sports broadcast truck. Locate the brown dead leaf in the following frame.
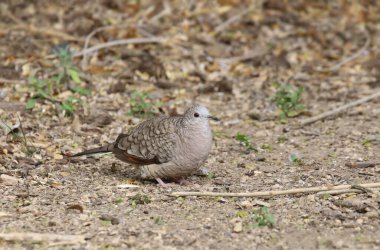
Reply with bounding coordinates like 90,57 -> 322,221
67,204 -> 84,213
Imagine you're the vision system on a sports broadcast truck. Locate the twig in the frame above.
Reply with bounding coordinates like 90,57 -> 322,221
317,189 -> 363,195
345,161 -> 378,168
0,233 -> 85,244
73,37 -> 165,59
326,27 -> 371,72
319,187 -> 380,196
81,25 -> 114,68
169,182 -> 380,197
351,184 -> 374,194
300,90 -> 380,126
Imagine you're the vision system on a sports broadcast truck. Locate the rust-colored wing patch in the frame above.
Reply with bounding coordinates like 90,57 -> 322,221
112,147 -> 160,165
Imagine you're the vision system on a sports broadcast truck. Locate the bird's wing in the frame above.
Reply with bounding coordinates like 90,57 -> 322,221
111,116 -> 178,165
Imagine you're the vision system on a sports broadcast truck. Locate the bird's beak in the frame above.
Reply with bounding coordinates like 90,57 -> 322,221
207,115 -> 220,121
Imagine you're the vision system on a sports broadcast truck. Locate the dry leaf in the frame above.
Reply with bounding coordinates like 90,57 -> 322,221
67,204 -> 84,213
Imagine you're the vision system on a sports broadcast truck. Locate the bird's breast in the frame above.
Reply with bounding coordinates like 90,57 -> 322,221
175,124 -> 212,167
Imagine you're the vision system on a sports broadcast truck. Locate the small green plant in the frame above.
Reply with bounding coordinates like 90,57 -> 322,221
249,207 -> 276,229
154,216 -> 163,224
129,194 -> 151,206
236,132 -> 257,152
289,153 -> 304,165
128,90 -> 163,118
236,211 -> 249,218
25,44 -> 90,116
235,207 -> 276,230
362,135 -> 380,148
260,144 -> 273,151
207,172 -> 216,179
277,135 -> 288,143
321,193 -> 332,199
272,84 -> 304,120
100,220 -> 112,226
114,198 -> 124,204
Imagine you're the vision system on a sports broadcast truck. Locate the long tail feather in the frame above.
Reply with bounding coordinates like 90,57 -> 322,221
71,143 -> 115,157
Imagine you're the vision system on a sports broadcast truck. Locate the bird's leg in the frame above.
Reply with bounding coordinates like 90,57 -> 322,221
155,177 -> 191,187
155,178 -> 173,188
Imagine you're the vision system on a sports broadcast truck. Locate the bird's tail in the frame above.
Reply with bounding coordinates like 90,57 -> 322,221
71,143 -> 115,157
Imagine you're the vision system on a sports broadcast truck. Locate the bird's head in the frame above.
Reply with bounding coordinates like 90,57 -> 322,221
183,105 -> 219,126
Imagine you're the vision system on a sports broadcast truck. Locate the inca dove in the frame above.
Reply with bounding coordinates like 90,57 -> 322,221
72,105 -> 219,186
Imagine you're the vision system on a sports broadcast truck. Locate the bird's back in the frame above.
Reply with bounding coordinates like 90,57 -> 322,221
112,115 -> 182,164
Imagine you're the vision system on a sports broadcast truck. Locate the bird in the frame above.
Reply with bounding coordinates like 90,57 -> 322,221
71,105 -> 219,187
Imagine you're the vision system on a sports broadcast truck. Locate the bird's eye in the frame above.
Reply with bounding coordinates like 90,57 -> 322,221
194,112 -> 200,117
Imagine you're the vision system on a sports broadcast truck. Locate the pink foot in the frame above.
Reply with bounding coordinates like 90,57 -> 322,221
155,178 -> 175,188
155,177 -> 191,188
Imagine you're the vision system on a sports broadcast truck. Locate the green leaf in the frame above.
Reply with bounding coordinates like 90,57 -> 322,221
272,84 -> 304,119
72,86 -> 91,96
25,99 -> 36,109
236,211 -> 249,218
29,78 -> 47,89
290,154 -> 298,162
60,97 -> 79,115
100,220 -> 112,226
207,172 -> 216,179
37,89 -> 50,99
236,132 -> 257,152
68,69 -> 81,83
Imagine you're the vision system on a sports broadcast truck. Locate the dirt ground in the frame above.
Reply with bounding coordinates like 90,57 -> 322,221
1,0 -> 380,249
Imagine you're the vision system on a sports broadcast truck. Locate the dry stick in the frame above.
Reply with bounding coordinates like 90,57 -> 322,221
346,161 -> 379,168
169,183 -> 380,197
0,233 -> 85,244
351,184 -> 375,194
73,37 -> 165,59
318,189 -> 362,195
80,23 -> 136,67
81,25 -> 115,68
318,189 -> 363,195
300,90 -> 380,126
81,3 -> 170,67
318,187 -> 380,196
328,27 -> 371,72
